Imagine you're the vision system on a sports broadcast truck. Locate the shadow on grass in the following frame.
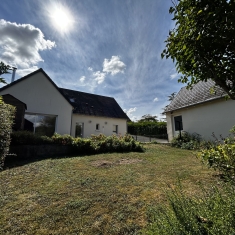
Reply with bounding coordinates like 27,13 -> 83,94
3,152 -> 87,170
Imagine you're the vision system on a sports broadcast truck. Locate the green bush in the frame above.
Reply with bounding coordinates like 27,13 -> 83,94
171,132 -> 202,150
128,121 -> 167,138
10,131 -> 144,155
11,131 -> 52,145
0,97 -> 15,169
143,184 -> 235,235
199,127 -> 235,179
72,134 -> 144,154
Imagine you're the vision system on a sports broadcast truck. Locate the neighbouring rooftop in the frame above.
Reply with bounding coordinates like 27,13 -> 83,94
165,80 -> 225,112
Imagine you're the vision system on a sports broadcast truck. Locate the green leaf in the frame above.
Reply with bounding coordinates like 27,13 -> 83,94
197,9 -> 203,15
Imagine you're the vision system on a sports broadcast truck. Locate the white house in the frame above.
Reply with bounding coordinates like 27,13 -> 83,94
0,68 -> 129,138
165,80 -> 235,141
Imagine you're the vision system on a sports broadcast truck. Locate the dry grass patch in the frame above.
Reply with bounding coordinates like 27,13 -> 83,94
91,158 -> 143,167
0,144 -> 217,234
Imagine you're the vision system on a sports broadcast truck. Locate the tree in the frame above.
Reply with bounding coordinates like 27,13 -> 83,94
168,92 -> 176,101
162,0 -> 235,99
138,114 -> 158,122
0,61 -> 11,84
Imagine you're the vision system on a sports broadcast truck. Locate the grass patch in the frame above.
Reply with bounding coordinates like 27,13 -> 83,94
0,145 -> 216,234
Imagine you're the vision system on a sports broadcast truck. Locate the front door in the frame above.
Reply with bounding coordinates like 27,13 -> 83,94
75,122 -> 84,138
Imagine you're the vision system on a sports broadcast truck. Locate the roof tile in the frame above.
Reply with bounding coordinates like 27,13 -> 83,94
165,80 -> 225,112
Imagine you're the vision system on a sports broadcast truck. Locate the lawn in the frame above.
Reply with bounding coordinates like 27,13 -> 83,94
0,144 -> 217,235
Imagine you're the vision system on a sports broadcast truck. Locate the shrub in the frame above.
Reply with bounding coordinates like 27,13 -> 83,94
171,132 -> 202,150
127,121 -> 167,138
51,133 -> 74,145
0,97 -> 15,169
10,131 -> 144,155
11,131 -> 53,145
72,134 -> 144,154
143,184 -> 235,235
198,126 -> 235,180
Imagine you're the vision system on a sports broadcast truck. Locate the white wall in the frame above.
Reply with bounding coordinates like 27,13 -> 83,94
0,72 -> 73,135
71,114 -> 127,138
167,98 -> 235,141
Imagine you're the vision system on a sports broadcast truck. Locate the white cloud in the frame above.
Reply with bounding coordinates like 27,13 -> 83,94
80,76 -> 86,82
153,97 -> 158,102
170,73 -> 178,79
123,107 -> 137,120
93,71 -> 106,84
17,66 -> 39,77
103,55 -> 126,75
0,19 -> 55,69
88,67 -> 93,71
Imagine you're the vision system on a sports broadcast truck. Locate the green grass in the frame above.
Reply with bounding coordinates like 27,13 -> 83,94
0,144 -> 216,235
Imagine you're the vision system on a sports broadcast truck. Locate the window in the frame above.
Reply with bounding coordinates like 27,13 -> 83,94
113,125 -> 118,134
174,116 -> 183,131
24,113 -> 56,137
75,122 -> 83,138
96,124 -> 100,131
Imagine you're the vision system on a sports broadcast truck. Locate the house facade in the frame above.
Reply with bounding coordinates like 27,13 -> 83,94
165,80 -> 235,141
0,69 -> 129,137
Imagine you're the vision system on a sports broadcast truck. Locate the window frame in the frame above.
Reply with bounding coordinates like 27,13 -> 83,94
174,115 -> 183,131
24,112 -> 57,136
96,123 -> 100,131
113,124 -> 118,134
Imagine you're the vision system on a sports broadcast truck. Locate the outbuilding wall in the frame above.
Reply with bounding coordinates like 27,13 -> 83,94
166,98 -> 235,141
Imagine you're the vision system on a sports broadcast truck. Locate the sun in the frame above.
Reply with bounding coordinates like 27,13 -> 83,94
48,3 -> 74,34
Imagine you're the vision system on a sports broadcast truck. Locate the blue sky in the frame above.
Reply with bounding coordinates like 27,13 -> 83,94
0,0 -> 183,121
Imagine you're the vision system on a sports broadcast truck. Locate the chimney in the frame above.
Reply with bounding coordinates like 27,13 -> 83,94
11,67 -> 17,83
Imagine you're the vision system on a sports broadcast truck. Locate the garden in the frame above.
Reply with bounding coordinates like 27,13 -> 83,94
1,97 -> 235,234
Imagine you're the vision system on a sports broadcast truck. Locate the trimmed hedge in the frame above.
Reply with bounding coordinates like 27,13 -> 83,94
10,132 -> 144,156
0,97 -> 15,169
127,121 -> 167,137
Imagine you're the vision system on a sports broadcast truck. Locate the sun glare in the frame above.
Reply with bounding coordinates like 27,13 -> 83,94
48,3 -> 74,34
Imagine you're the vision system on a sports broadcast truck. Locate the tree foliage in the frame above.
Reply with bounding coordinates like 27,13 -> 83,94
0,100 -> 15,169
0,61 -> 11,84
168,92 -> 176,101
128,121 -> 167,137
138,114 -> 158,122
162,0 -> 235,99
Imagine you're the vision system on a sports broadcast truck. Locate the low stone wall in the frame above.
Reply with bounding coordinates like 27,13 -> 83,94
8,145 -> 74,160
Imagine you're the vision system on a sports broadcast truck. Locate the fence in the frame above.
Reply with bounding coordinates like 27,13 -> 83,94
131,134 -> 168,143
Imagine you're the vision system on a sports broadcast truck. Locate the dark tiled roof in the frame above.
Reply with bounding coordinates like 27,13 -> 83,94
60,88 -> 129,120
165,80 -> 226,112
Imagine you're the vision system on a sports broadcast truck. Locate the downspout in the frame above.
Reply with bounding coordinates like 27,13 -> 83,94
70,109 -> 73,136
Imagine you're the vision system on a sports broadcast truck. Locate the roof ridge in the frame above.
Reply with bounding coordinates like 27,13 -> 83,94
59,87 -> 114,99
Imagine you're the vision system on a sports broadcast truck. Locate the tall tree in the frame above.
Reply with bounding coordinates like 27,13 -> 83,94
0,61 -> 11,84
138,114 -> 158,122
162,0 -> 235,99
168,92 -> 176,101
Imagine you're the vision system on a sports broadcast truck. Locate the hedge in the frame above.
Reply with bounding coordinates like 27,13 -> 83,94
10,132 -> 144,156
127,121 -> 167,137
0,97 -> 15,169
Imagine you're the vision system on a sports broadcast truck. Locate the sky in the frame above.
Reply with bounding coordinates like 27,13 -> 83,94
0,0 -> 183,121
